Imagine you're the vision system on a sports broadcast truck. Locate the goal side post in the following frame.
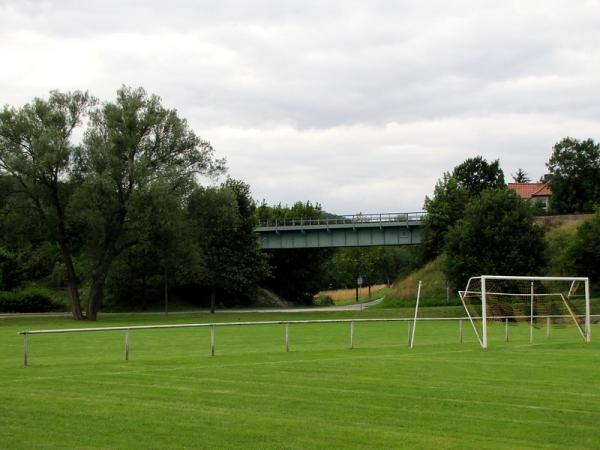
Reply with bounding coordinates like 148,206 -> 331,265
481,277 -> 487,349
585,278 -> 591,343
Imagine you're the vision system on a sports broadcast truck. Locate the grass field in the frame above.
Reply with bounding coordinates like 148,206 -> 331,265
1,310 -> 600,449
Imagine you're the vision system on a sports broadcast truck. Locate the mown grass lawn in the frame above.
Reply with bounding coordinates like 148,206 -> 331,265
1,310 -> 599,449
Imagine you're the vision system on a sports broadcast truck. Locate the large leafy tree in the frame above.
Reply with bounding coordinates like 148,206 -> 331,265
0,91 -> 94,318
0,88 -> 225,320
547,137 -> 600,213
444,189 -> 547,289
422,156 -> 505,260
76,86 -> 225,320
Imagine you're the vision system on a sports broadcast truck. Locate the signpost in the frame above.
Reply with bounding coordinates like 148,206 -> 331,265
356,275 -> 363,302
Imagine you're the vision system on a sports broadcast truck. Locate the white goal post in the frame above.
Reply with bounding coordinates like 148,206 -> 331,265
459,275 -> 591,348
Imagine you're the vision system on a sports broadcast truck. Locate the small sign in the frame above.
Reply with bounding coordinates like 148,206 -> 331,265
357,276 -> 363,286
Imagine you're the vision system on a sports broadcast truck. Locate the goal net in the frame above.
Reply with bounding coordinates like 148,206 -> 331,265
459,275 -> 591,348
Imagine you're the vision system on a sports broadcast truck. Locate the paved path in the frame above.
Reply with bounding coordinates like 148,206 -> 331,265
222,297 -> 384,313
0,297 -> 385,318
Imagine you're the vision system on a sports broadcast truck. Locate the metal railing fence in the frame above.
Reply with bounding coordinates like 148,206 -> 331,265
257,212 -> 426,228
18,314 -> 597,367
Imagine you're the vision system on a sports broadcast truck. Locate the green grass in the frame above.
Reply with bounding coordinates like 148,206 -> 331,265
2,311 -> 600,449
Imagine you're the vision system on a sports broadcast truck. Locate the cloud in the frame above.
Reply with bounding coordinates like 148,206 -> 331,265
0,0 -> 599,213
204,113 -> 599,212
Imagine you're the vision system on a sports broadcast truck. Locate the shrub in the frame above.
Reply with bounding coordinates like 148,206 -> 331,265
313,294 -> 334,306
0,287 -> 64,313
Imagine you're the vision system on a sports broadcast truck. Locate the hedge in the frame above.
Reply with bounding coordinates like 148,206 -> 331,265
0,287 -> 64,313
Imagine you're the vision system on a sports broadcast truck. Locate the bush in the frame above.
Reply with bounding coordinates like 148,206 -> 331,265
0,287 -> 64,313
313,294 -> 334,306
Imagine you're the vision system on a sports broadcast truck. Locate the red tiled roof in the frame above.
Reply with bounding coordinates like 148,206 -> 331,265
531,183 -> 551,197
508,183 -> 551,199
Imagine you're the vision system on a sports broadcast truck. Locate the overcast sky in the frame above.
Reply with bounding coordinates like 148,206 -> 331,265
1,1 -> 599,214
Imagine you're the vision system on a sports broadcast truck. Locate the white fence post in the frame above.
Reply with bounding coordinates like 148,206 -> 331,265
350,321 -> 354,349
530,282 -> 534,344
125,330 -> 129,361
23,333 -> 29,367
285,323 -> 289,352
210,325 -> 215,356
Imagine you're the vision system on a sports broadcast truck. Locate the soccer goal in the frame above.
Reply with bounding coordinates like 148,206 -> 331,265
459,275 -> 591,348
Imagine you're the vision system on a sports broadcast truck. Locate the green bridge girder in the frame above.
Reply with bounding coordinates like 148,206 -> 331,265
256,212 -> 425,249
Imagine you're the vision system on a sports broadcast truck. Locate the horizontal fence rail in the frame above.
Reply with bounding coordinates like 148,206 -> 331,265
18,314 -> 598,367
257,212 -> 426,228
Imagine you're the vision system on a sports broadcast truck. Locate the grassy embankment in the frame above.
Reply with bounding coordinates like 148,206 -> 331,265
1,311 -> 600,449
315,284 -> 388,306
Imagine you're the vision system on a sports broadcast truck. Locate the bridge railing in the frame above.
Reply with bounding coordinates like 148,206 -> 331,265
258,212 -> 426,228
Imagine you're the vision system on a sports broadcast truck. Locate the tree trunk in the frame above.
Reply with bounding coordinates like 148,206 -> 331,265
52,191 -> 84,320
58,241 -> 84,320
86,257 -> 113,321
355,285 -> 359,303
368,284 -> 371,298
210,286 -> 216,314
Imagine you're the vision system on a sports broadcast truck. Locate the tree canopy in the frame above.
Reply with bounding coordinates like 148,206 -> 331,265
547,137 -> 600,214
443,189 -> 547,289
188,179 -> 269,313
422,156 -> 505,260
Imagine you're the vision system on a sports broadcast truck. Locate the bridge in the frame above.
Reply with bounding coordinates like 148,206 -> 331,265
256,212 -> 425,249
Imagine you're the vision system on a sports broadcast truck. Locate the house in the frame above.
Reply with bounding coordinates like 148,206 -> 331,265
508,182 -> 551,210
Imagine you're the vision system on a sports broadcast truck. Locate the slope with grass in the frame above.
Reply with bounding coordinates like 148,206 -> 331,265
315,284 -> 388,306
377,256 -> 459,308
2,311 -> 600,449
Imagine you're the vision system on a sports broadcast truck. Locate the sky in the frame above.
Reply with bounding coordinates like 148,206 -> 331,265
1,0 -> 599,214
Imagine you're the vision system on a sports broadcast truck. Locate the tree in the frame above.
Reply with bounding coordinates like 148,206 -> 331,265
258,201 -> 333,303
103,180 -> 201,312
188,180 -> 269,313
422,173 -> 468,260
0,91 -> 94,318
328,248 -> 376,300
547,137 -> 600,213
567,208 -> 600,283
512,168 -> 530,183
76,86 -> 225,320
444,189 -> 547,289
453,156 -> 505,197
422,156 -> 505,260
